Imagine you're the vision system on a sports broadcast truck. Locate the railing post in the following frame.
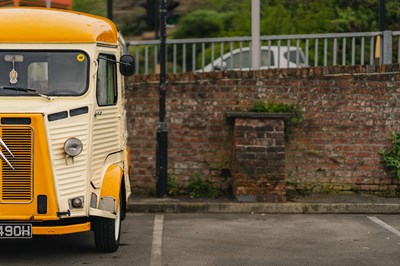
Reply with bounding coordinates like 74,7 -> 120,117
251,0 -> 260,70
382,30 -> 392,65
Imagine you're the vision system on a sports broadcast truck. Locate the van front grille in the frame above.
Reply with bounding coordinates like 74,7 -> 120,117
0,126 -> 33,202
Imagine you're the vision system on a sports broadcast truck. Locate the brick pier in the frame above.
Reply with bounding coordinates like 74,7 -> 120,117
227,112 -> 290,202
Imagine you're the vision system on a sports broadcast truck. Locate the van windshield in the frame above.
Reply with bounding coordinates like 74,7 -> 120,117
0,51 -> 89,97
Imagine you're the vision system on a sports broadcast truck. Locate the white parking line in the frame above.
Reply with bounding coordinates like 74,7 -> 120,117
150,214 -> 164,266
368,216 -> 400,237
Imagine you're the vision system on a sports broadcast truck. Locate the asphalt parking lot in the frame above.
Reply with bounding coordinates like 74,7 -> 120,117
1,213 -> 400,265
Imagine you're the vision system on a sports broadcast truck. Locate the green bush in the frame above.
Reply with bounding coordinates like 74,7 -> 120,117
249,100 -> 304,125
184,174 -> 220,198
167,174 -> 179,196
382,132 -> 400,180
73,0 -> 106,16
172,10 -> 231,39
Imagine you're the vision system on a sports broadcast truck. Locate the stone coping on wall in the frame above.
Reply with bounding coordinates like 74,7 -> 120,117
130,64 -> 400,84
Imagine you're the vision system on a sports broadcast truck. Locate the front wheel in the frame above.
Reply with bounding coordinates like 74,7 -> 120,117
93,196 -> 122,252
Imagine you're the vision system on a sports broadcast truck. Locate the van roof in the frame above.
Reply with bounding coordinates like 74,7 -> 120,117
0,7 -> 118,44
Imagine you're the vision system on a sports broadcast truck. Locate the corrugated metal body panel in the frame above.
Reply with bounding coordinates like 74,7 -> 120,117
48,121 -> 89,198
91,107 -> 121,188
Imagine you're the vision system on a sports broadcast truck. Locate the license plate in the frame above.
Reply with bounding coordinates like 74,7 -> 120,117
0,224 -> 32,239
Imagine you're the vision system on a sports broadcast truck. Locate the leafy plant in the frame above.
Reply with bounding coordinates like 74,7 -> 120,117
382,132 -> 400,180
184,174 -> 220,198
249,100 -> 304,125
167,174 -> 179,196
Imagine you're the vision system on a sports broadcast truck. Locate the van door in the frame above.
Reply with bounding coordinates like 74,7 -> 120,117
91,54 -> 122,187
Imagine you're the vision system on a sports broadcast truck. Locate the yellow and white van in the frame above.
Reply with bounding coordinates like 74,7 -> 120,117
0,7 -> 134,252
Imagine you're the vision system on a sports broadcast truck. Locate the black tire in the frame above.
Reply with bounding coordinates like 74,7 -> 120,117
93,195 -> 122,252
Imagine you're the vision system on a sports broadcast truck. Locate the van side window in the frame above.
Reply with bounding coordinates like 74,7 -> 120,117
225,50 -> 274,69
284,50 -> 305,64
261,50 -> 274,67
97,54 -> 117,106
225,51 -> 251,69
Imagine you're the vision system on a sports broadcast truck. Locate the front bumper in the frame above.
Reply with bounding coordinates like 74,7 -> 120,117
33,221 -> 91,235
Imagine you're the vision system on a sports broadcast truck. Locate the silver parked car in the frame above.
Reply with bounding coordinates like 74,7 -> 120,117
198,46 -> 307,72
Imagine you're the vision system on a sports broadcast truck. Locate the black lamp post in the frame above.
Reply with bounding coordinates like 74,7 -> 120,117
156,0 -> 168,197
107,0 -> 113,21
379,0 -> 386,31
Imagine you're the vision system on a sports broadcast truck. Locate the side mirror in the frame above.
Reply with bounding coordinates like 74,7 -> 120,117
120,55 -> 135,76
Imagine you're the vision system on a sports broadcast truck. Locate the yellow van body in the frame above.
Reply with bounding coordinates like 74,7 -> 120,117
0,7 -> 132,252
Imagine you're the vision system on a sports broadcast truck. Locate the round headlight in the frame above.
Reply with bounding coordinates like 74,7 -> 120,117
64,138 -> 83,157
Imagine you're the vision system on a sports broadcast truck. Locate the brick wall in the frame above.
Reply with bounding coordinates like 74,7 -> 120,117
126,64 -> 400,196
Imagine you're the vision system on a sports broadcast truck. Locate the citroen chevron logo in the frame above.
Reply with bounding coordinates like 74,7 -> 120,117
0,137 -> 15,170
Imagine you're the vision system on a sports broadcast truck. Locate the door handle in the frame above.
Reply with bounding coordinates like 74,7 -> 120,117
94,111 -> 102,117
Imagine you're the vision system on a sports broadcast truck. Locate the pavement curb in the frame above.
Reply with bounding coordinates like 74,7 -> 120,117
128,201 -> 400,214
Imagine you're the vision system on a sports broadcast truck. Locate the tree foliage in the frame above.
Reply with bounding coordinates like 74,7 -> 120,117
72,0 -> 147,36
172,0 -> 400,39
72,0 -> 106,17
72,0 -> 400,38
172,10 -> 231,39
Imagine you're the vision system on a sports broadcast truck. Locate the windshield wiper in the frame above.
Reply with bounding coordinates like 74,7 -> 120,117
1,86 -> 53,100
